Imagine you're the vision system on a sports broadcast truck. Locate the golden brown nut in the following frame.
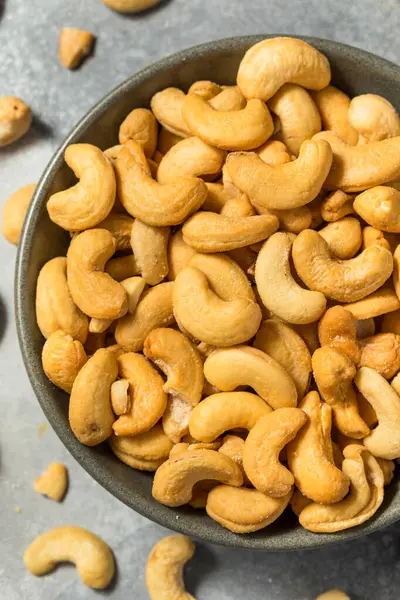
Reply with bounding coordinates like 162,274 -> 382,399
42,330 -> 87,393
0,96 -> 32,146
2,183 -> 36,245
58,28 -> 94,69
33,463 -> 68,502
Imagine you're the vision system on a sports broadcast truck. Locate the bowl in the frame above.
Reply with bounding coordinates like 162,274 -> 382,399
15,35 -> 400,551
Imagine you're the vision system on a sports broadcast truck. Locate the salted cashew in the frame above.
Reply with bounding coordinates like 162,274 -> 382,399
312,346 -> 369,438
188,80 -> 222,100
105,253 -> 140,282
112,352 -> 166,436
219,194 -> 256,218
354,186 -> 400,233
33,463 -> 68,502
0,95 -> 32,146
182,94 -> 273,151
355,366 -> 400,459
157,136 -> 226,184
94,213 -> 133,251
115,282 -> 174,351
67,229 -> 128,320
237,37 -> 330,101
287,391 -> 350,503
146,535 -> 196,600
84,331 -> 107,355
376,457 -> 395,486
173,253 -> 261,346
256,139 -> 291,165
254,319 -> 312,399
348,94 -> 400,143
206,485 -> 292,533
110,379 -> 130,415
383,309 -> 400,335
2,183 -> 36,245
42,330 -> 87,393
58,27 -> 94,69
208,86 -> 246,112
226,139 -> 332,210
393,245 -> 400,303
344,284 -> 400,319
119,108 -> 158,157
320,190 -> 354,222
319,217 -> 361,259
243,408 -> 307,497
219,435 -> 249,484
268,84 -> 321,155
362,226 -> 391,251
36,257 -> 89,343
290,488 -> 312,516
47,144 -> 116,231
299,444 -> 384,532
157,126 -> 184,155
292,229 -> 393,302
255,232 -> 326,324
204,345 -> 297,409
109,424 -> 173,471
23,526 -> 114,589
189,392 -> 272,443
152,449 -> 243,506
151,87 -> 191,137
313,85 -> 358,146
315,591 -> 350,600
313,131 -> 400,191
292,322 -> 320,355
131,219 -> 170,285
167,230 -> 196,280
69,348 -> 117,446
115,144 -> 207,226
254,205 -> 312,234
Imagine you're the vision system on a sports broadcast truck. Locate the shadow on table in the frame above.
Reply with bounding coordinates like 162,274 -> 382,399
0,295 -> 7,346
0,115 -> 53,157
186,542 -> 218,597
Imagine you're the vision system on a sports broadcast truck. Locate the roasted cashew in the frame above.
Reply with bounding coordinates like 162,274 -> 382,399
47,144 -> 116,231
2,183 -> 36,245
95,213 -> 133,251
58,27 -> 94,70
206,486 -> 292,533
110,379 -> 130,415
319,217 -> 361,259
67,229 -> 128,320
36,257 -> 89,343
33,463 -> 68,502
292,322 -> 320,354
354,186 -> 400,233
102,0 -> 160,12
344,284 -> 400,320
23,526 -> 114,589
290,488 -> 312,517
188,80 -> 222,100
254,319 -> 312,399
189,392 -> 272,443
203,345 -> 297,409
313,131 -> 400,191
255,232 -> 326,324
131,219 -> 170,285
287,391 -> 350,504
115,144 -> 207,226
167,229 -> 196,280
115,282 -> 174,351
320,190 -> 354,222
243,408 -> 307,497
237,37 -> 330,101
157,126 -> 184,154
109,424 -> 173,471
105,253 -> 140,282
226,139 -> 332,210
152,449 -> 243,506
112,352 -> 167,436
42,330 -> 87,393
151,87 -> 191,137
256,139 -> 292,165
362,226 -> 391,252
312,346 -> 369,438
219,435 -> 249,485
157,136 -> 226,184
254,205 -> 312,234
0,95 -> 32,146
348,94 -> 400,143
316,591 -> 350,600
119,108 -> 158,157
292,229 -> 393,302
146,535 -> 196,600
313,85 -> 358,145
69,348 -> 117,446
173,253 -> 261,346
355,366 -> 400,459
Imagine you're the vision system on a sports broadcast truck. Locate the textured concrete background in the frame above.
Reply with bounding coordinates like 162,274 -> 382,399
1,0 -> 400,598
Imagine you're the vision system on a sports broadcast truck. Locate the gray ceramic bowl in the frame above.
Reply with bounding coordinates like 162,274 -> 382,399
15,35 -> 400,551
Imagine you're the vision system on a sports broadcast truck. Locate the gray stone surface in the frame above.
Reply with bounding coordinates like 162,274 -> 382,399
1,0 -> 400,598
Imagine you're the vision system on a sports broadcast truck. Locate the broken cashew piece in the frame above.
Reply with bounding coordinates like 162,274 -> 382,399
157,136 -> 226,184
0,95 -> 32,147
131,219 -> 170,285
319,217 -> 361,259
313,85 -> 358,145
110,379 -> 130,415
354,186 -> 400,233
33,463 -> 68,502
119,108 -> 158,157
146,535 -> 196,600
2,183 -> 36,245
188,80 -> 222,100
256,139 -> 291,165
109,424 -> 173,471
58,28 -> 94,69
23,526 -> 114,589
320,190 -> 354,222
348,93 -> 400,143
42,330 -> 87,393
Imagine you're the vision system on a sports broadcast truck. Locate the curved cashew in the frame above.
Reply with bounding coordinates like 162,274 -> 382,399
292,229 -> 393,302
355,366 -> 400,459
354,186 -> 400,233
0,95 -> 32,146
157,136 -> 226,184
42,330 -> 87,393
109,424 -> 173,471
119,108 -> 158,157
206,486 -> 292,533
105,253 -> 140,282
316,592 -> 350,600
299,445 -> 384,532
115,282 -> 174,351
209,86 -> 246,111
157,126 -> 184,155
255,232 -> 326,324
254,319 -> 312,399
243,408 -> 307,497
344,284 -> 400,320
110,379 -> 130,415
348,94 -> 400,143
115,144 -> 207,226
312,346 -> 369,438
189,392 -> 272,443
313,85 -> 358,145
131,219 -> 170,285
182,210 -> 278,252
219,435 -> 249,485
167,229 -> 196,280
2,183 -> 36,245
23,526 -> 114,589
204,345 -> 297,409
47,144 -> 115,231
226,139 -> 332,210
103,0 -> 160,12
36,257 -> 89,343
320,190 -> 354,222
319,217 -> 362,259
95,213 -> 133,251
237,37 -> 330,101
151,87 -> 191,137
313,131 -> 400,191
33,463 -> 68,502
287,391 -> 350,504
146,535 -> 196,600
188,80 -> 222,100
67,229 -> 128,320
152,449 -> 243,506
112,352 -> 167,436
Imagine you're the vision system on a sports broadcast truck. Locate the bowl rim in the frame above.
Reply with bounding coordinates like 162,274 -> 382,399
15,34 -> 400,551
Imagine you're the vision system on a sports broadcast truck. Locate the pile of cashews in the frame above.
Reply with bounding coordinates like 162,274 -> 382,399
36,36 -> 400,537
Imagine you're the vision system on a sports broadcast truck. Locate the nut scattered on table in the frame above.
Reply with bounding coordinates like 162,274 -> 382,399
33,462 -> 68,502
0,96 -> 32,147
58,28 -> 94,69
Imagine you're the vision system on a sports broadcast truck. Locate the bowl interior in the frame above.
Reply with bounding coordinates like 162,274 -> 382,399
16,35 -> 400,551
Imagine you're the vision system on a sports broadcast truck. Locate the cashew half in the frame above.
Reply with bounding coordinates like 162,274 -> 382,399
42,330 -> 87,393
0,96 -> 32,146
354,186 -> 400,233
319,217 -> 362,259
131,219 -> 170,285
33,463 -> 68,502
348,94 -> 400,143
2,183 -> 36,245
58,27 -> 94,70
146,535 -> 196,600
313,85 -> 358,146
119,107 -> 158,157
157,136 -> 226,184
109,424 -> 173,471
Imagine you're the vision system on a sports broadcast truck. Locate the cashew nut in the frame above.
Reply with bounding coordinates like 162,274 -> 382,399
33,463 -> 68,502
320,190 -> 354,222
316,592 -> 350,600
344,284 -> 400,320
348,94 -> 400,143
256,139 -> 291,165
362,226 -> 392,252
254,205 -> 313,234
188,80 -> 222,100
167,229 -> 196,280
130,219 -> 170,285
157,126 -> 184,154
94,213 -> 133,251
319,217 -> 362,259
313,85 -> 358,145
0,95 -> 32,146
109,424 -> 173,471
119,108 -> 158,157
146,535 -> 196,600
105,253 -> 140,282
151,87 -> 191,137
58,27 -> 94,70
354,186 -> 400,233
42,330 -> 87,393
218,435 -> 249,485
110,379 -> 130,415
2,183 -> 36,245
157,136 -> 226,184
